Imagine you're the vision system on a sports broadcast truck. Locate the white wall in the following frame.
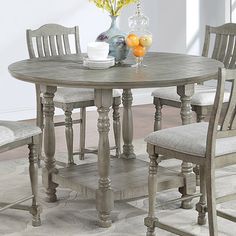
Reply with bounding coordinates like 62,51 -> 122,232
120,0 -> 186,53
120,0 -> 227,56
0,0 -> 111,120
0,0 -> 228,120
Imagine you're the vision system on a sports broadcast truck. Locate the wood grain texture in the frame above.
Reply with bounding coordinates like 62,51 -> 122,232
8,52 -> 222,89
52,158 -> 184,201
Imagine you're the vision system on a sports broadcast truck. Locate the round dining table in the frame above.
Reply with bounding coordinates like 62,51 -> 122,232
9,52 -> 222,228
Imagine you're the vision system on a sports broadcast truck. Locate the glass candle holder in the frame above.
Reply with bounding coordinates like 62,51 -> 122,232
126,1 -> 152,67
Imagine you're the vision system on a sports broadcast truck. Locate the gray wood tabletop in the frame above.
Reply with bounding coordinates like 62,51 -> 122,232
8,52 -> 223,89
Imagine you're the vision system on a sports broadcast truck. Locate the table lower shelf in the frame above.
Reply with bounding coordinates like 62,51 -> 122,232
52,158 -> 184,201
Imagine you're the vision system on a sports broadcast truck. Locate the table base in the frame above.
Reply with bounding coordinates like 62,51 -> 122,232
52,157 -> 184,201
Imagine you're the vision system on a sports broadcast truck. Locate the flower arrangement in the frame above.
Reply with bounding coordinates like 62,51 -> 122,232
90,0 -> 138,16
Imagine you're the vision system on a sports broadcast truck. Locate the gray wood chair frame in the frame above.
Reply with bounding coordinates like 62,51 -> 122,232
26,23 -> 121,166
154,23 -> 236,185
145,68 -> 236,236
0,129 -> 42,227
154,23 -> 236,129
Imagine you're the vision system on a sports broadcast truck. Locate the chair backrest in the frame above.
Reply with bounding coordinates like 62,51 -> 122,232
26,23 -> 81,58
26,24 -> 82,119
207,68 -> 236,158
202,23 -> 236,69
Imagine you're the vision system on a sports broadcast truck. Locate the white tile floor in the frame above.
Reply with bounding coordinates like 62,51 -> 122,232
0,139 -> 236,236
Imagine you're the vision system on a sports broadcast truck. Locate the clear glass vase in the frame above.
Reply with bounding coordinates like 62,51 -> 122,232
126,1 -> 152,67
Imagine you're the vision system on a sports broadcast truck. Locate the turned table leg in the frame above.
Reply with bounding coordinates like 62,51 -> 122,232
121,89 -> 136,159
177,84 -> 196,209
95,89 -> 114,228
41,86 -> 58,203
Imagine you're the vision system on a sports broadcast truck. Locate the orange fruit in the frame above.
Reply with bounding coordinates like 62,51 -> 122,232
126,34 -> 139,48
133,45 -> 146,57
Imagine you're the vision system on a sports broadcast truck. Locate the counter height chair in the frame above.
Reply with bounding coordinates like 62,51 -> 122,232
0,121 -> 41,226
145,68 -> 236,236
152,23 -> 236,184
27,24 -> 121,166
152,23 -> 236,128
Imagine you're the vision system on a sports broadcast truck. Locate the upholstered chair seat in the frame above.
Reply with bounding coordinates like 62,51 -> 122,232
0,120 -> 41,146
41,88 -> 121,104
152,85 -> 230,106
145,122 -> 236,157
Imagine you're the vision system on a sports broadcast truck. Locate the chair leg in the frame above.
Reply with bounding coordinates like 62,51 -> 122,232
194,107 -> 207,186
145,144 -> 158,236
206,163 -> 218,236
64,108 -> 74,165
196,165 -> 207,225
154,97 -> 162,131
193,164 -> 200,186
36,101 -> 44,168
79,107 -> 86,160
196,110 -> 207,123
28,137 -> 41,227
112,97 -> 121,158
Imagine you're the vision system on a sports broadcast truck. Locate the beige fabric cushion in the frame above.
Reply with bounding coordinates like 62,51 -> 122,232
145,122 -> 236,157
152,85 -> 230,106
0,121 -> 41,147
41,88 -> 121,104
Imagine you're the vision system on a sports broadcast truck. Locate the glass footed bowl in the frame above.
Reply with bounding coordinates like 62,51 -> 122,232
126,31 -> 152,67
